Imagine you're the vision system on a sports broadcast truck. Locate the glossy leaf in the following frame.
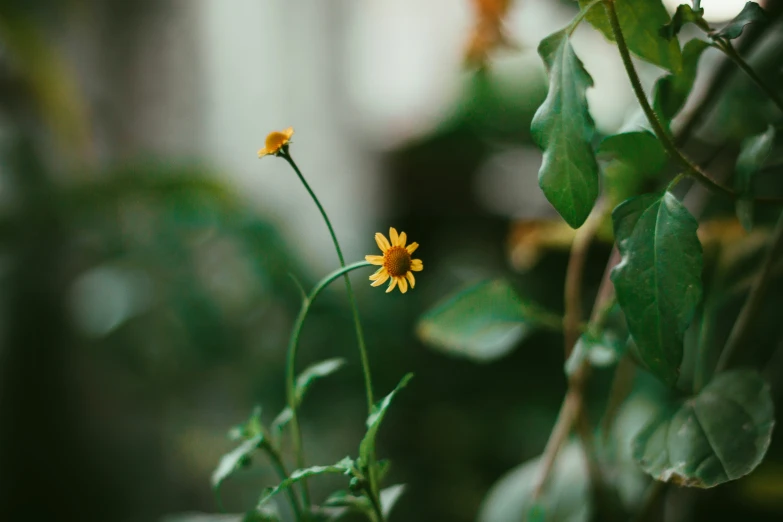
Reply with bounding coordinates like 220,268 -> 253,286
531,29 -> 599,228
633,369 -> 774,487
580,0 -> 683,72
212,435 -> 264,491
478,442 -> 590,522
597,131 -> 667,207
660,4 -> 708,40
611,193 -> 703,387
715,2 -> 766,40
735,125 -> 775,231
653,39 -> 711,126
417,280 -> 548,362
270,358 -> 346,440
257,457 -> 355,506
359,373 -> 413,467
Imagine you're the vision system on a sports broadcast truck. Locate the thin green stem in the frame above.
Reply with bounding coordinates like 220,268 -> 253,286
717,211 -> 783,372
285,260 -> 373,510
263,445 -> 303,520
715,38 -> 783,115
603,0 -> 734,199
567,0 -> 602,35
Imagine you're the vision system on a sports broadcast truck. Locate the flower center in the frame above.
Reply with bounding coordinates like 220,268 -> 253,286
383,246 -> 412,277
265,132 -> 288,152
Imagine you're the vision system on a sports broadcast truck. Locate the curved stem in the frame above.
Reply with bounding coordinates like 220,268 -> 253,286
285,261 -> 372,509
717,211 -> 783,372
715,38 -> 783,115
263,445 -> 303,520
602,0 -> 736,199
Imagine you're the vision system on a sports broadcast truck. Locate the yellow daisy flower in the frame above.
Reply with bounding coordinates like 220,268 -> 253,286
365,227 -> 423,294
258,127 -> 294,158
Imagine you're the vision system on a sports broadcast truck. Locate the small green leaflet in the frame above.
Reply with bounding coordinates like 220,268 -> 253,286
715,2 -> 766,40
212,435 -> 264,490
359,373 -> 413,468
653,39 -> 711,127
611,192 -> 703,387
633,369 -> 774,488
270,358 -> 346,441
580,0 -> 683,73
735,125 -> 775,231
531,29 -> 599,229
417,280 -> 545,362
659,4 -> 709,40
257,457 -> 355,506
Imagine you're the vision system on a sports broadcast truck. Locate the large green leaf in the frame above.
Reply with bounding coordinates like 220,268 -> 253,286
417,280 -> 552,362
580,0 -> 682,72
257,457 -> 355,506
359,373 -> 413,468
715,2 -> 766,40
735,125 -> 775,231
611,193 -> 703,387
597,131 -> 667,207
633,369 -> 774,487
531,29 -> 599,228
477,442 -> 590,522
212,435 -> 264,490
659,4 -> 709,40
653,39 -> 711,126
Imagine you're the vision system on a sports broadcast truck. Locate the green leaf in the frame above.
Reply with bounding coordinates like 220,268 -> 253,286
580,0 -> 683,72
531,29 -> 599,228
380,484 -> 406,518
653,39 -> 711,126
359,374 -> 413,467
715,2 -> 766,40
611,192 -> 703,387
633,369 -> 774,487
660,4 -> 708,40
417,280 -> 551,362
597,131 -> 667,207
257,457 -> 355,506
478,442 -> 590,522
228,406 -> 264,442
270,358 -> 346,440
735,125 -> 775,231
565,308 -> 629,375
212,435 -> 264,490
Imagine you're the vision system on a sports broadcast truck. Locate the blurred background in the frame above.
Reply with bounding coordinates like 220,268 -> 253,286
2,0 -> 783,521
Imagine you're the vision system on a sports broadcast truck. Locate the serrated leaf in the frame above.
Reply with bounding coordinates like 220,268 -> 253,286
380,484 -> 406,518
735,125 -> 775,231
653,39 -> 711,126
660,4 -> 708,40
212,435 -> 264,490
597,131 -> 667,207
580,0 -> 683,72
611,192 -> 703,387
417,280 -> 547,362
359,374 -> 413,467
531,29 -> 599,228
269,358 -> 346,441
257,457 -> 355,506
715,1 -> 766,40
478,442 -> 590,522
633,369 -> 774,487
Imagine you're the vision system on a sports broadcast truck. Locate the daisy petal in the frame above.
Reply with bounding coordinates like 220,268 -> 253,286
389,227 -> 399,246
365,255 -> 384,265
386,277 -> 398,293
398,276 -> 408,293
371,273 -> 390,287
257,148 -> 269,157
406,242 -> 419,254
369,268 -> 387,280
283,127 -> 294,138
411,259 -> 423,271
375,233 -> 391,251
406,271 -> 415,288
398,231 -> 407,248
